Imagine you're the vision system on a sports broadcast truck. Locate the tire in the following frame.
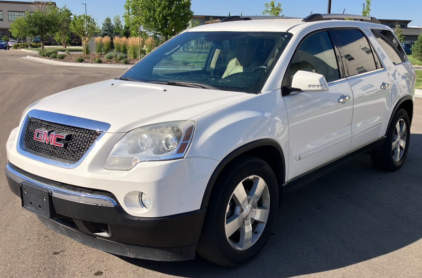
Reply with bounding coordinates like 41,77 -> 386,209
197,155 -> 279,267
371,109 -> 411,171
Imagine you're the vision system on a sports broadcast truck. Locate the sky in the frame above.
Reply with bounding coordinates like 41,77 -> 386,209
6,0 -> 422,27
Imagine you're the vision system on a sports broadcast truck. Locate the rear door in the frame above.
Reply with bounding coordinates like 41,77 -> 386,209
333,28 -> 390,151
283,30 -> 354,180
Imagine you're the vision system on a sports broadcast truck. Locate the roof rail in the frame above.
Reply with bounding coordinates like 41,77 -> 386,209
303,14 -> 381,24
221,16 -> 300,22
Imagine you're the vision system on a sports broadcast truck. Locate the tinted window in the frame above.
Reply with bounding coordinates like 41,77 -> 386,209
286,31 -> 340,85
371,29 -> 407,64
335,29 -> 378,77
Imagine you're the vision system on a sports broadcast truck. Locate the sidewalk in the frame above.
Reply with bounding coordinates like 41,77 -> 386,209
416,89 -> 422,99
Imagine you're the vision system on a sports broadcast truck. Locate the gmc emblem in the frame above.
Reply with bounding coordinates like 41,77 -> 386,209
33,129 -> 71,148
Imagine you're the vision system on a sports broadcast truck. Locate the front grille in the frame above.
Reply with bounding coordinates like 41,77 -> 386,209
23,118 -> 101,164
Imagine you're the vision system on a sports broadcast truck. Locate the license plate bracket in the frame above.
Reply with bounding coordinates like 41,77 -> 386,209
21,183 -> 52,218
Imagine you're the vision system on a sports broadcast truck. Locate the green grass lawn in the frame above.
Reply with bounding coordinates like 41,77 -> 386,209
416,70 -> 422,89
408,55 -> 422,66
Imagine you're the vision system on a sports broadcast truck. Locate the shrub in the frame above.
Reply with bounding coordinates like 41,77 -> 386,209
30,43 -> 41,48
76,56 -> 84,63
2,36 -> 9,42
117,53 -> 127,60
114,36 -> 122,53
39,50 -> 47,56
121,37 -> 128,54
103,36 -> 111,53
57,54 -> 65,59
13,43 -> 29,49
94,58 -> 102,63
128,37 -> 142,59
145,37 -> 155,54
105,52 -> 114,60
50,53 -> 58,58
65,50 -> 70,55
121,58 -> 129,64
45,50 -> 58,57
95,37 -> 103,54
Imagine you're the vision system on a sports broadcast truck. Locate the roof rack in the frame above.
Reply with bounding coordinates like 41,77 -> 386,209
303,14 -> 381,24
221,16 -> 300,22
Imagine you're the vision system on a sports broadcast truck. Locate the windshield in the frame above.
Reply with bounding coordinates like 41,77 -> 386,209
120,32 -> 292,93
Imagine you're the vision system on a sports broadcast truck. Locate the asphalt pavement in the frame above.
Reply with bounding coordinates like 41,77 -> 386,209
1,50 -> 422,278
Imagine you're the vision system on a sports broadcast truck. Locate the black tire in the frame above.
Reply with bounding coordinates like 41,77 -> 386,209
371,109 -> 411,171
197,155 -> 279,267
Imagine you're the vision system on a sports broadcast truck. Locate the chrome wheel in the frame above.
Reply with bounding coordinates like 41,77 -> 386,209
225,175 -> 270,251
392,119 -> 407,162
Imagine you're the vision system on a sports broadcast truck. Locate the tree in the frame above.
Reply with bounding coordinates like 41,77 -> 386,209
25,3 -> 60,50
55,6 -> 72,48
9,16 -> 30,41
101,17 -> 114,37
114,15 -> 123,35
122,25 -> 131,38
394,24 -> 405,43
362,0 -> 371,17
412,33 -> 422,61
263,1 -> 283,17
125,0 -> 193,41
70,14 -> 97,55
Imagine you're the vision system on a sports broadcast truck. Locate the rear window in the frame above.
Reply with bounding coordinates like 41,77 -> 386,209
371,29 -> 407,64
334,29 -> 380,77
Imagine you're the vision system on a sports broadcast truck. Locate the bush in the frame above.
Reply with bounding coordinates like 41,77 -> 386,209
128,37 -> 142,59
94,58 -> 102,63
103,36 -> 111,53
145,37 -> 155,54
413,34 -> 422,62
57,54 -> 65,59
39,50 -> 47,56
105,52 -> 114,60
50,53 -> 58,59
121,58 -> 129,64
30,43 -> 41,48
13,43 -> 29,49
45,50 -> 58,57
65,50 -> 70,55
2,36 -> 9,42
117,53 -> 127,60
76,56 -> 84,63
95,37 -> 103,54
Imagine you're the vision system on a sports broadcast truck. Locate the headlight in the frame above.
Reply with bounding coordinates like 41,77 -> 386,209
105,121 -> 195,170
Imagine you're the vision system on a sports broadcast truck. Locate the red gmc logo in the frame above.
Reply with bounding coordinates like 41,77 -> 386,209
33,129 -> 70,148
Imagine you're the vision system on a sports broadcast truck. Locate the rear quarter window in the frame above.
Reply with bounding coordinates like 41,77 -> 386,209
371,29 -> 407,64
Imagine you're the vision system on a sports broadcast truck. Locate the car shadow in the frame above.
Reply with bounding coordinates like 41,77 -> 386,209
116,133 -> 422,277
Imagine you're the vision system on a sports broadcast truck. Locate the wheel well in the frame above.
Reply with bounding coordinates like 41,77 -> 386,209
398,99 -> 413,123
200,141 -> 285,209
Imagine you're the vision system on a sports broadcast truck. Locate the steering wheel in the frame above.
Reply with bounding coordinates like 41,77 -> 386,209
252,65 -> 270,72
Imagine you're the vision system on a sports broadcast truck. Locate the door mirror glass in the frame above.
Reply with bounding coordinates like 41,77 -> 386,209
291,70 -> 329,92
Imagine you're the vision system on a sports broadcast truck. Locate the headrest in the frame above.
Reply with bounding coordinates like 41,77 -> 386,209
236,43 -> 255,66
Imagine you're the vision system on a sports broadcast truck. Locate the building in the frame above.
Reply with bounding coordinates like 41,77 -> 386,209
0,1 -> 55,38
379,19 -> 421,43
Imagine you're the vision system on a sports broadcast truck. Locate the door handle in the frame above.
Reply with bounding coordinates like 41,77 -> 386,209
380,82 -> 390,90
338,95 -> 351,104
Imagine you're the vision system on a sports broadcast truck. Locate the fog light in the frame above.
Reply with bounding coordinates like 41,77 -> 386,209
139,192 -> 152,209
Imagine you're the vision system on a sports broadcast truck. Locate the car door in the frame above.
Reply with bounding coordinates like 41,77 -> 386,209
283,30 -> 354,180
333,28 -> 391,151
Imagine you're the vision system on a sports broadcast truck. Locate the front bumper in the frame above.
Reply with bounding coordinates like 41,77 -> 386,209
5,163 -> 206,261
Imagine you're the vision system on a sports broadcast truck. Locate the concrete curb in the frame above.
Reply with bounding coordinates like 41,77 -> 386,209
416,89 -> 422,99
22,55 -> 133,69
19,49 -> 39,54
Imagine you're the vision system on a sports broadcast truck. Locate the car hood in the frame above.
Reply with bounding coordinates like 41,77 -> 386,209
31,80 -> 251,133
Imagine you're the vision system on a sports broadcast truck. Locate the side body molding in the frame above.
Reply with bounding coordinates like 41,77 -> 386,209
200,139 -> 286,209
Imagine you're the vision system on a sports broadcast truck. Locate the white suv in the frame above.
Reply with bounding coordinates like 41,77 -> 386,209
5,14 -> 416,266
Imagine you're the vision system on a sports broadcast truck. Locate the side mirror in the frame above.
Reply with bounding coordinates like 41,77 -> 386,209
291,70 -> 329,92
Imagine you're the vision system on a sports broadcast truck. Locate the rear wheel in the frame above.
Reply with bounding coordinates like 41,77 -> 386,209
371,109 -> 411,171
197,156 -> 279,267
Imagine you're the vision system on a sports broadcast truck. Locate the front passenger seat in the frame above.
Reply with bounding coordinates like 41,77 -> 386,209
222,43 -> 256,78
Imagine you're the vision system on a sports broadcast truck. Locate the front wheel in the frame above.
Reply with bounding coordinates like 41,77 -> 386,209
197,156 -> 279,267
371,109 -> 411,171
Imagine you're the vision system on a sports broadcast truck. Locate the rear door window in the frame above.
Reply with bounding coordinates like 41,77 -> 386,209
371,29 -> 407,64
334,29 -> 380,77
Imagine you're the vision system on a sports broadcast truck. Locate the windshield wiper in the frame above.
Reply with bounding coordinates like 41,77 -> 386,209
116,77 -> 139,82
166,81 -> 218,90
